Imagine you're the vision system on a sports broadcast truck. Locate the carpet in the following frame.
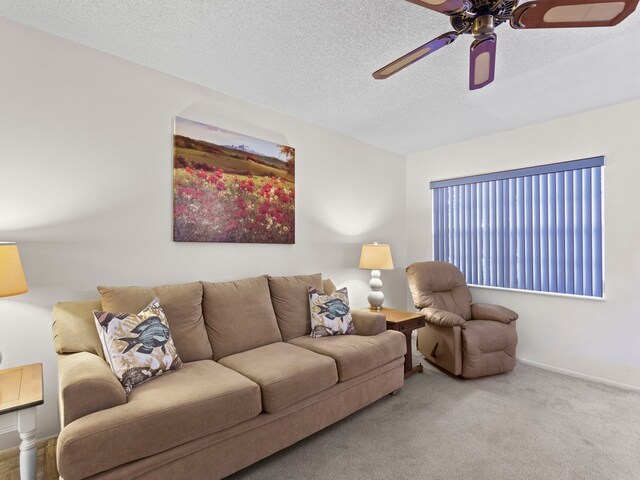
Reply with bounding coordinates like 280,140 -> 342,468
0,437 -> 57,480
228,360 -> 640,480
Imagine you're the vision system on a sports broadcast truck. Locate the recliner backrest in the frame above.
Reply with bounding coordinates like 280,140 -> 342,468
405,261 -> 473,320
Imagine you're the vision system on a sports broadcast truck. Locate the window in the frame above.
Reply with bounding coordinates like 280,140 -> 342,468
430,157 -> 604,298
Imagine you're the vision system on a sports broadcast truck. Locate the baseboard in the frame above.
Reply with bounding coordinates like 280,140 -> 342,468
517,357 -> 640,393
0,435 -> 57,460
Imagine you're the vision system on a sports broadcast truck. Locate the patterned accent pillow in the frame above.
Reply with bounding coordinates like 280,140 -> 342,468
308,286 -> 357,338
93,298 -> 183,395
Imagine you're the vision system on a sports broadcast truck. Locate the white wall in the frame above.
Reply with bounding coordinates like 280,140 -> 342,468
407,100 -> 640,391
0,18 -> 407,449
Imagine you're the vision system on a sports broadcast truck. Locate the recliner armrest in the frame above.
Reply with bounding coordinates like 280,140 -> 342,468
352,309 -> 386,336
471,303 -> 518,323
58,351 -> 126,426
420,307 -> 466,328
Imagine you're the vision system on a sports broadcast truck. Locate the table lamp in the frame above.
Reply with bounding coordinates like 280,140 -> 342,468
0,242 -> 28,365
359,243 -> 394,310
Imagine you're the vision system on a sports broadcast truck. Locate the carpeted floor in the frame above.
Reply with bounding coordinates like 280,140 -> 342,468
0,437 -> 57,480
228,359 -> 640,480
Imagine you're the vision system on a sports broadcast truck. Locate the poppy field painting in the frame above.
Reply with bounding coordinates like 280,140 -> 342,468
173,117 -> 295,244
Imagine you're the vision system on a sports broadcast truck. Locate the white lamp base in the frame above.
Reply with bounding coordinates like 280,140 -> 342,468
367,269 -> 385,310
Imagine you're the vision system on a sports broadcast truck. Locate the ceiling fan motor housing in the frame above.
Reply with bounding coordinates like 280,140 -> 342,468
450,0 -> 516,33
472,14 -> 496,36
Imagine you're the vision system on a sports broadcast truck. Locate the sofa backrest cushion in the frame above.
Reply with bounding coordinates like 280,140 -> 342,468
202,275 -> 282,360
97,282 -> 212,362
53,300 -> 104,357
268,273 -> 323,341
322,278 -> 337,295
406,261 -> 473,320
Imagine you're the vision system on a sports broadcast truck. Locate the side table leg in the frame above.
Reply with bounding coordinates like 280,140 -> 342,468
403,330 -> 424,378
18,408 -> 37,480
403,331 -> 413,373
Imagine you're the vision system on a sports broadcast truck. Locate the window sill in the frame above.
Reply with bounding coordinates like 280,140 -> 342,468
468,284 -> 605,301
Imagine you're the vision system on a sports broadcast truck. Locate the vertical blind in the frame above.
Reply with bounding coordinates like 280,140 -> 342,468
431,157 -> 604,297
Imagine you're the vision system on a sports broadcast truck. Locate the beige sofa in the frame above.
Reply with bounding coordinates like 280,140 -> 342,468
52,274 -> 406,479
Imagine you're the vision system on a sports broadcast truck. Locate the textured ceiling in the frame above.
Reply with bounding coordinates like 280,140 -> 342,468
1,0 -> 639,154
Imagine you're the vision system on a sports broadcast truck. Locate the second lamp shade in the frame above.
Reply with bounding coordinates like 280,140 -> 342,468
359,243 -> 394,270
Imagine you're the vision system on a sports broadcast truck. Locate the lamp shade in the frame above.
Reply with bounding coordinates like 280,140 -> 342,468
359,243 -> 394,270
0,242 -> 28,297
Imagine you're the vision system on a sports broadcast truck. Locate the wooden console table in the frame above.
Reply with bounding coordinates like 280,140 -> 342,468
0,363 -> 44,480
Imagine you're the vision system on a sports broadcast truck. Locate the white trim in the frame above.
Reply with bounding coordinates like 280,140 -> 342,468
469,284 -> 605,301
518,357 -> 640,392
0,411 -> 17,435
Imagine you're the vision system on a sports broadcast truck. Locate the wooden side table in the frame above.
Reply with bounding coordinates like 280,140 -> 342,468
0,363 -> 44,480
381,308 -> 426,378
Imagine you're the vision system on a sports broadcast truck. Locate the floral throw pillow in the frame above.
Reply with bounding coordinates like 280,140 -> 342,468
308,286 -> 357,338
93,298 -> 183,394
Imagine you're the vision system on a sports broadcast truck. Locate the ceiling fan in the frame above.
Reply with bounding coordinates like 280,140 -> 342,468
373,0 -> 639,89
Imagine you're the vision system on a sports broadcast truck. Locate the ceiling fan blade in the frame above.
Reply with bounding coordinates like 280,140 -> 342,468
469,34 -> 497,90
373,32 -> 458,80
511,0 -> 639,28
405,0 -> 470,15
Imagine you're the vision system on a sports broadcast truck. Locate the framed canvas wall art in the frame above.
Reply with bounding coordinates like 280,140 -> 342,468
173,117 -> 295,244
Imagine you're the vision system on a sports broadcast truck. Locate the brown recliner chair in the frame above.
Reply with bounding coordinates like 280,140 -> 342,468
406,261 -> 518,379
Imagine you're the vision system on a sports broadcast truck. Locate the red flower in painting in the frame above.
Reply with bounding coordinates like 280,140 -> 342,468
174,163 -> 295,243
174,205 -> 187,217
225,220 -> 238,232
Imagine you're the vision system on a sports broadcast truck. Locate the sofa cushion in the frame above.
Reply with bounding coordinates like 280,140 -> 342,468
308,286 -> 356,338
289,330 -> 406,382
53,300 -> 105,357
202,275 -> 282,361
322,278 -> 337,295
268,273 -> 323,341
218,342 -> 338,413
461,320 -> 517,378
93,298 -> 183,394
56,360 -> 262,480
98,282 -> 211,362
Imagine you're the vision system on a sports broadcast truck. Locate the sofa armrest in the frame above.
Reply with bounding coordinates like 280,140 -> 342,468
420,307 -> 466,328
352,309 -> 386,336
471,303 -> 518,323
58,352 -> 126,426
